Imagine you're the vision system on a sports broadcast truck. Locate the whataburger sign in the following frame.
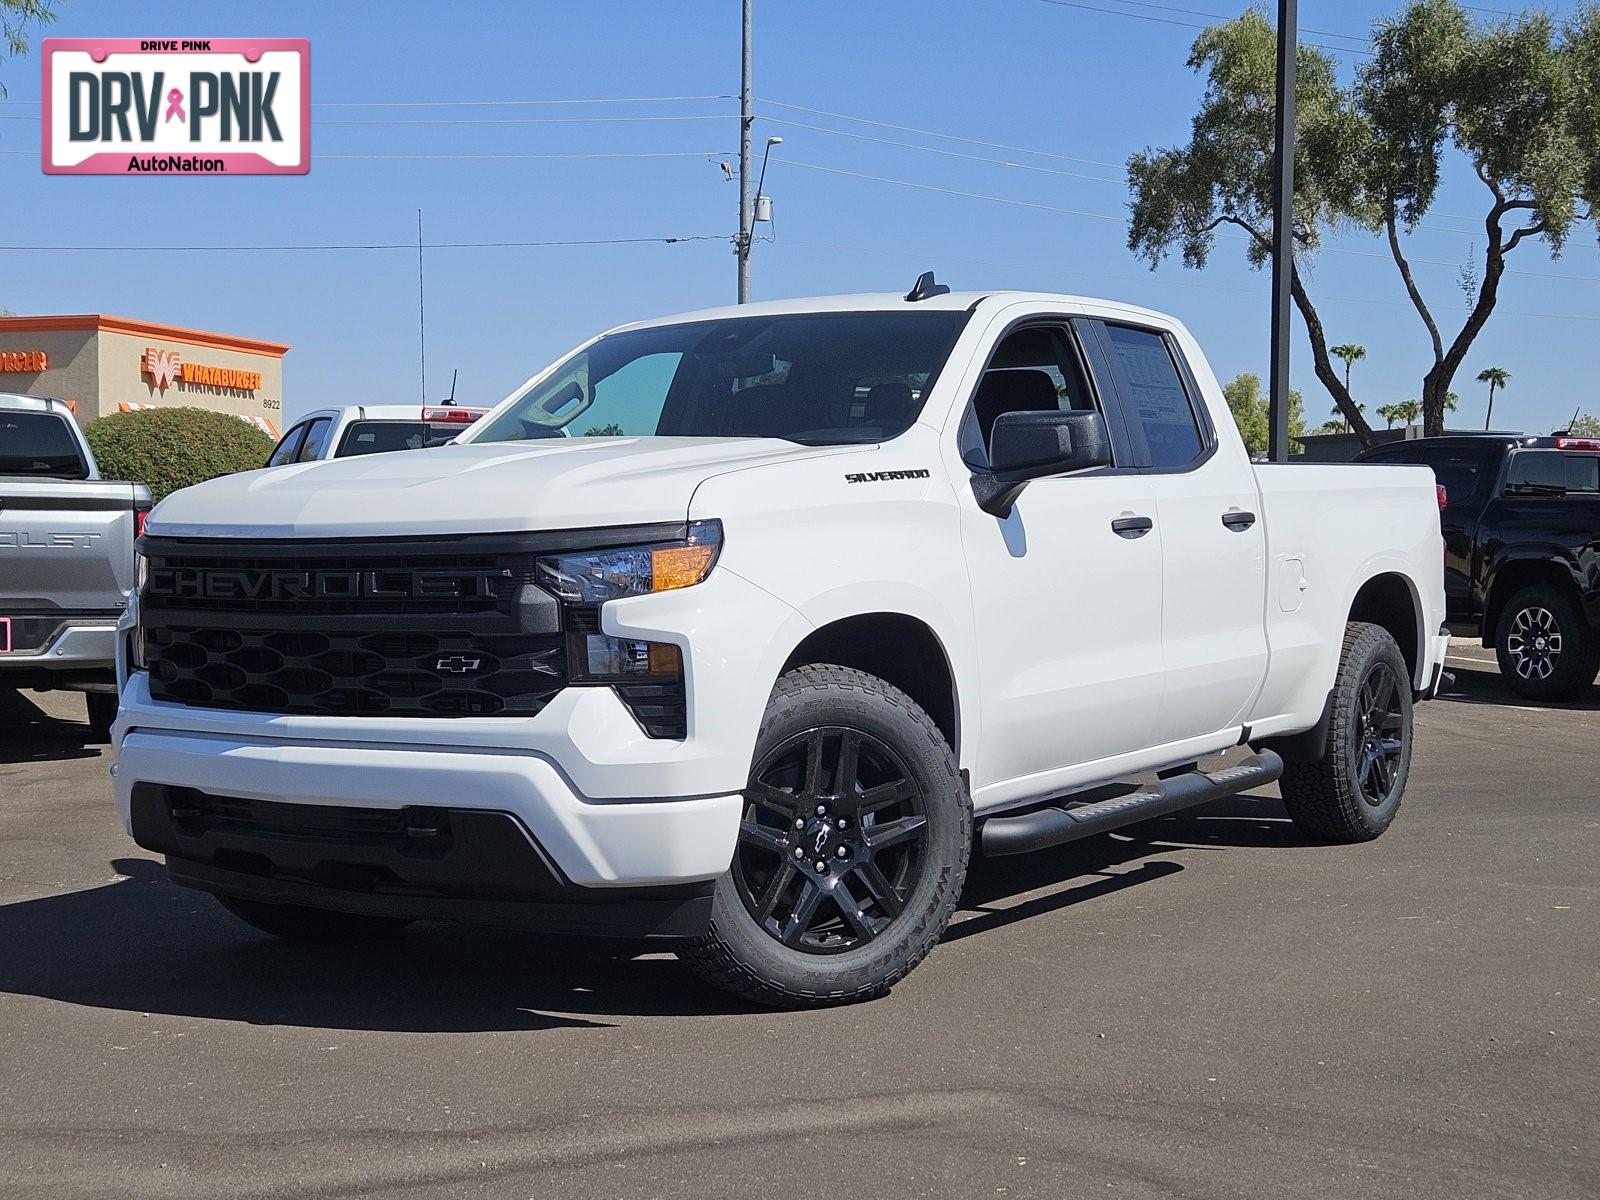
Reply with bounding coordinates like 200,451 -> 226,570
143,346 -> 262,394
41,38 -> 309,175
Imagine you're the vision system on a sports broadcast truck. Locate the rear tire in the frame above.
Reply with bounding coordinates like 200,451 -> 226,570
216,895 -> 412,943
680,665 -> 970,1008
85,691 -> 118,743
1279,622 -> 1413,844
1494,584 -> 1599,701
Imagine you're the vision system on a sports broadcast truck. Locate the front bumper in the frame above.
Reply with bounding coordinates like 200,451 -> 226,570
130,784 -> 714,937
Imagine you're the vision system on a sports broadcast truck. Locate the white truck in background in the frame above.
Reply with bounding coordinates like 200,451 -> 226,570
1,394 -> 150,740
112,281 -> 1448,1006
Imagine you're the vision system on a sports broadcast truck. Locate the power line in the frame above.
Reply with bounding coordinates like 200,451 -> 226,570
779,156 -> 1600,283
761,99 -> 1124,169
1032,0 -> 1372,57
313,93 -> 733,108
315,114 -> 730,126
0,235 -> 725,252
1099,0 -> 1369,45
782,234 -> 1600,324
757,114 -> 1125,184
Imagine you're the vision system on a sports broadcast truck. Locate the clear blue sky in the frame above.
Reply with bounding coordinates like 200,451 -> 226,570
2,0 -> 1596,433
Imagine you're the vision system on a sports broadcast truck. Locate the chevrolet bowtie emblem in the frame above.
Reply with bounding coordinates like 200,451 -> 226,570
435,655 -> 482,674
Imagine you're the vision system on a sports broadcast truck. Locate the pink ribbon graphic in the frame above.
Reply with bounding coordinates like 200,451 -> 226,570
164,88 -> 185,123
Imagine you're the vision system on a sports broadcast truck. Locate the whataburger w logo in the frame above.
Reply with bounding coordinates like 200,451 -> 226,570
41,38 -> 309,176
144,347 -> 182,391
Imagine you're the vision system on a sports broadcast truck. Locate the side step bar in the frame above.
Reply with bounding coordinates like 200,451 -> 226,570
980,750 -> 1285,858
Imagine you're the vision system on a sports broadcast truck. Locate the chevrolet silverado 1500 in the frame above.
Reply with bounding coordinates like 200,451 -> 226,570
112,284 -> 1448,1006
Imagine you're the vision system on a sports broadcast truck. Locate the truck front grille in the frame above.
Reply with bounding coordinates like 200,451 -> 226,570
137,533 -> 688,736
146,624 -> 565,717
140,535 -> 566,719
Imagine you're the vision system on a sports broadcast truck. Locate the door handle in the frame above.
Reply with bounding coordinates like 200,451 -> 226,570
1111,515 -> 1154,539
1221,510 -> 1257,532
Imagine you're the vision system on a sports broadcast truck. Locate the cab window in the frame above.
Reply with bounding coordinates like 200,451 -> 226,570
1506,451 -> 1600,494
266,423 -> 308,467
1098,323 -> 1206,470
295,417 -> 333,462
960,324 -> 1097,468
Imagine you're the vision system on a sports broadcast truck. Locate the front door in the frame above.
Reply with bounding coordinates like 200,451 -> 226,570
955,320 -> 1166,795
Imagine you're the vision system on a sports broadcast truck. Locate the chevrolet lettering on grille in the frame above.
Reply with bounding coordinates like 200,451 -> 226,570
148,567 -> 512,602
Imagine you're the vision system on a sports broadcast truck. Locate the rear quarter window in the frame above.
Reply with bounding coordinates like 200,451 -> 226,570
0,411 -> 89,479
1506,451 -> 1600,494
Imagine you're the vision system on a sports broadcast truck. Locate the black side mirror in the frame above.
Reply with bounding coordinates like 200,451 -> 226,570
973,409 -> 1112,516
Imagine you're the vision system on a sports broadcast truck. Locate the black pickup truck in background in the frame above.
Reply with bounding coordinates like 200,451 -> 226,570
1357,434 -> 1600,700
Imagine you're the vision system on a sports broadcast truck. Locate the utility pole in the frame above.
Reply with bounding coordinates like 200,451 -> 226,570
1267,0 -> 1297,462
736,0 -> 754,303
417,208 -> 427,406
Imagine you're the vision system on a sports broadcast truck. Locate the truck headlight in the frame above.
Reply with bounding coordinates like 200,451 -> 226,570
536,520 -> 722,604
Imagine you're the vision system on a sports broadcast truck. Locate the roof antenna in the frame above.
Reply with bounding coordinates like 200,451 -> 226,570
445,367 -> 458,407
905,271 -> 950,302
1555,405 -> 1579,436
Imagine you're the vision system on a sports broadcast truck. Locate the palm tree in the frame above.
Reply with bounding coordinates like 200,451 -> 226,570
1331,344 -> 1366,429
1378,403 -> 1404,429
1329,401 -> 1366,433
1477,367 -> 1511,430
1394,399 -> 1422,427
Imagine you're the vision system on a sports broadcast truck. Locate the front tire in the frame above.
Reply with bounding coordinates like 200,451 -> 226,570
216,895 -> 412,943
1279,622 -> 1414,844
1494,584 -> 1599,701
681,665 -> 970,1008
85,691 -> 118,743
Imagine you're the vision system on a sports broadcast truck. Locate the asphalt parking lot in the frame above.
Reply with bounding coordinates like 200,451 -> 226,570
1,648 -> 1595,1200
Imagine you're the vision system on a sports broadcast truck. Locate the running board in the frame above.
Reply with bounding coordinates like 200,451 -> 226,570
979,751 -> 1285,857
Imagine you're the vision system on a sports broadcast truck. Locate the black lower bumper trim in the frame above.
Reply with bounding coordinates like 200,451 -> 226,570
131,784 -> 713,939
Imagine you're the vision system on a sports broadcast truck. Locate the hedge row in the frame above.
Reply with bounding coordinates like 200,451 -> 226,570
83,407 -> 275,502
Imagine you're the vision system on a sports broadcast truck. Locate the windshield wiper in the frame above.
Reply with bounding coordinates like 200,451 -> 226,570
1505,482 -> 1569,496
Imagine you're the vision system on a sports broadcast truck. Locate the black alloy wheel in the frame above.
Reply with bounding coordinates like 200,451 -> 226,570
733,726 -> 929,954
1352,660 -> 1406,808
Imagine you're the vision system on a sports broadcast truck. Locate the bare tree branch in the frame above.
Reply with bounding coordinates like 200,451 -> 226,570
1387,208 -> 1445,365
1289,264 -> 1376,446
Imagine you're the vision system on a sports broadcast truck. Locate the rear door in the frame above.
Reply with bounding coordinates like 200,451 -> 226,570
1080,319 -> 1268,744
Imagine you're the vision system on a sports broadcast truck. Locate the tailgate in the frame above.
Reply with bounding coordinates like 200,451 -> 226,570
0,479 -> 146,614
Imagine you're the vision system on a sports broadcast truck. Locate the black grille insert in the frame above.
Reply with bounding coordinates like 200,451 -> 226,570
147,624 -> 564,717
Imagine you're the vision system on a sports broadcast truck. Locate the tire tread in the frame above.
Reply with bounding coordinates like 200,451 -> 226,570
679,664 -> 969,1008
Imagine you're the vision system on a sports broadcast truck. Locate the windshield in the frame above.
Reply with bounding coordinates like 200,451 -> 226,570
470,311 -> 970,446
0,410 -> 90,479
337,420 -> 462,457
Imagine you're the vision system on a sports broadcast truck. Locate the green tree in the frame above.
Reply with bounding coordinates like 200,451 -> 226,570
1128,2 -> 1600,445
1360,1 -> 1598,435
583,423 -> 626,437
1,0 -> 58,96
1377,403 -> 1405,429
1565,414 -> 1600,437
1223,371 -> 1305,455
1476,366 -> 1511,429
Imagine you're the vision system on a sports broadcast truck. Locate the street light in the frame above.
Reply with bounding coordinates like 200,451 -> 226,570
755,135 -> 783,225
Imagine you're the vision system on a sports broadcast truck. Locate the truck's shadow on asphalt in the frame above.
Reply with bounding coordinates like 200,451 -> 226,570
0,690 -> 102,764
1437,660 -> 1600,711
0,793 -> 1299,1031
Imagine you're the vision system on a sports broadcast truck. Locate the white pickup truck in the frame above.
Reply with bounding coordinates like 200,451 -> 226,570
112,283 -> 1448,1007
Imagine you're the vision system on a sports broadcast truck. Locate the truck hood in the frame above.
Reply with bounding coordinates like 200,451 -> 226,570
147,437 -> 858,538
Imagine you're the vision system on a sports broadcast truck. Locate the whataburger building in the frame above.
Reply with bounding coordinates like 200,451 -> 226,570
0,314 -> 287,435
